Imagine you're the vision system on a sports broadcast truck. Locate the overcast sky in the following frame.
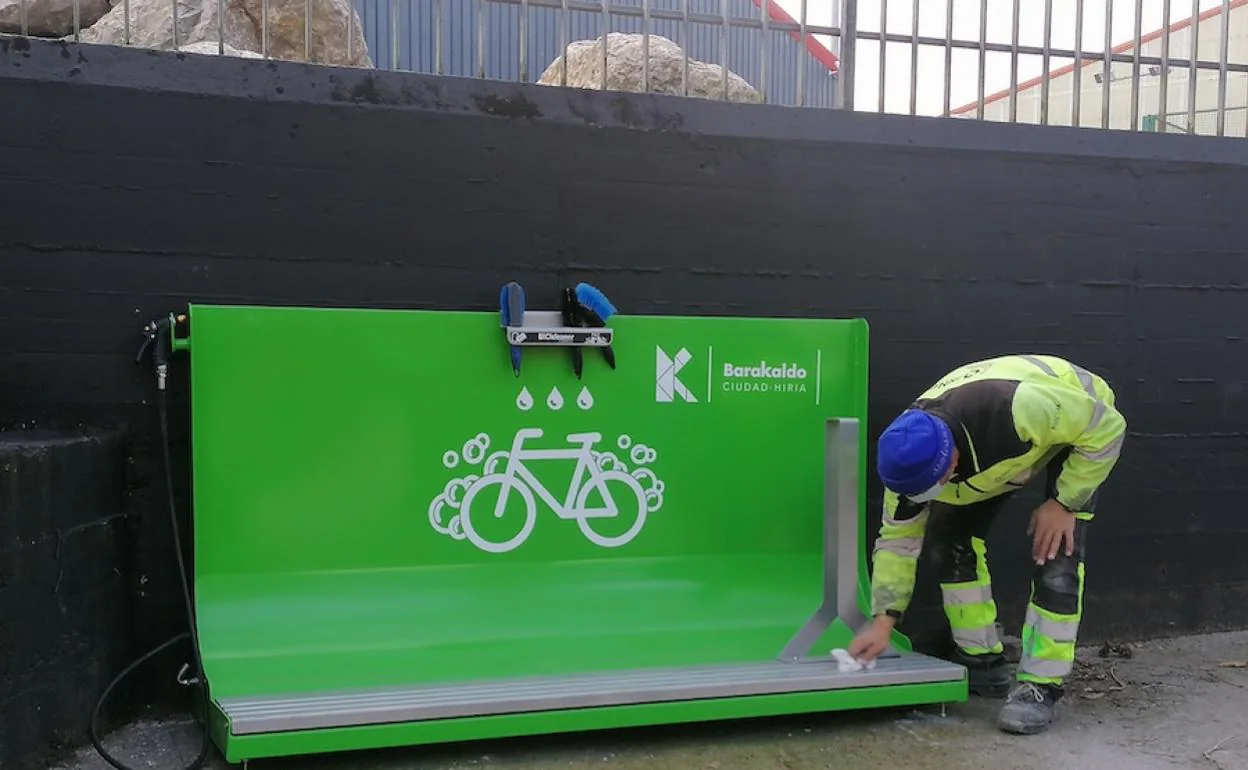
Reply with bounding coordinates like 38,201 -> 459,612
773,0 -> 1228,114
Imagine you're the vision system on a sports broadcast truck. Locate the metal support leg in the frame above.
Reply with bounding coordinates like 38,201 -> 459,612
778,418 -> 882,661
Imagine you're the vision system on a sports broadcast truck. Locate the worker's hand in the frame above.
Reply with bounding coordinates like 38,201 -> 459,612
1027,498 -> 1076,565
847,614 -> 897,663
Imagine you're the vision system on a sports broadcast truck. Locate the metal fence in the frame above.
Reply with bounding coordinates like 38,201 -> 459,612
1143,103 -> 1248,131
5,0 -> 1247,137
348,0 -> 840,107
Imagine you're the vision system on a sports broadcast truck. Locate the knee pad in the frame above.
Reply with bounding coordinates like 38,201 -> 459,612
932,536 -> 979,584
1033,555 -> 1081,616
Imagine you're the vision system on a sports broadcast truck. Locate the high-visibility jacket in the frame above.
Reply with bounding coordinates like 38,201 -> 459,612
869,354 -> 1127,617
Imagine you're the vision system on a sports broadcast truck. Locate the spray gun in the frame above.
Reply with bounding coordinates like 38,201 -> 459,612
135,313 -> 186,391
499,282 -> 526,377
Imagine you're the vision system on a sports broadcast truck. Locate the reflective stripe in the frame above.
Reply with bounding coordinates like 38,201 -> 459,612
944,582 -> 1002,653
1086,398 -> 1108,432
1071,363 -> 1098,398
952,624 -> 1002,652
1025,606 -> 1080,643
877,537 -> 923,559
1018,562 -> 1085,685
943,538 -> 1003,656
1023,356 -> 1113,436
1076,432 -> 1124,462
1070,363 -> 1110,431
943,585 -> 993,606
1019,354 -> 1057,377
1018,656 -> 1073,680
1020,355 -> 1098,401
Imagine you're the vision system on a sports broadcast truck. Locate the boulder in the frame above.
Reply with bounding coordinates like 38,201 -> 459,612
537,32 -> 761,104
0,0 -> 111,37
237,0 -> 371,68
177,38 -> 262,57
74,0 -> 371,68
77,0 -> 262,54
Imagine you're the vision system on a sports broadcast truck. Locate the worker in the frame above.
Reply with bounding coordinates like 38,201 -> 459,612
847,354 -> 1126,735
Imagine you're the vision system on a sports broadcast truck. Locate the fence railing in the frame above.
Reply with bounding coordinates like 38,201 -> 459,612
3,0 -> 1246,137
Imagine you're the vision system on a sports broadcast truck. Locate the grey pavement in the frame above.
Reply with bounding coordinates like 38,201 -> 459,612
56,630 -> 1248,770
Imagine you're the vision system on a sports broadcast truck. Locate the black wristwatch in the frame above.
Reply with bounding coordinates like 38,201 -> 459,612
883,609 -> 902,622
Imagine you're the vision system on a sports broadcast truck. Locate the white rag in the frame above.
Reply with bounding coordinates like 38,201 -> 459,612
830,648 -> 877,672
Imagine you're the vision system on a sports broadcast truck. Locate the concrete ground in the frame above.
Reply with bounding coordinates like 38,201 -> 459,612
59,630 -> 1248,770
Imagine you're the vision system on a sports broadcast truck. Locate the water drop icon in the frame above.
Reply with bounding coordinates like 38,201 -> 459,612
576,386 -> 594,410
547,386 -> 565,410
516,387 -> 534,411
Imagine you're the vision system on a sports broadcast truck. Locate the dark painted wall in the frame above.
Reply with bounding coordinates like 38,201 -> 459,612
0,430 -> 137,770
2,34 -> 1247,744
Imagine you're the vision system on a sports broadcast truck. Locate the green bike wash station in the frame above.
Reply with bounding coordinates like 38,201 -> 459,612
165,300 -> 968,764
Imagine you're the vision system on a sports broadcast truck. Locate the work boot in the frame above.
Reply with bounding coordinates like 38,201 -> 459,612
950,648 -> 1012,698
998,681 -> 1063,735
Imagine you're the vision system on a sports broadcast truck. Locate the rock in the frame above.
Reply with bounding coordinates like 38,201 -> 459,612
177,39 -> 262,57
537,32 -> 761,104
0,0 -> 111,37
237,0 -> 371,68
77,0 -> 262,55
74,0 -> 371,68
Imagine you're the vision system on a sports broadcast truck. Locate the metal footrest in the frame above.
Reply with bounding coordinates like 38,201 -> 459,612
219,653 -> 965,735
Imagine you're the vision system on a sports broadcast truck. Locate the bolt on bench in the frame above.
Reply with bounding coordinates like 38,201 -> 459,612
175,303 -> 966,764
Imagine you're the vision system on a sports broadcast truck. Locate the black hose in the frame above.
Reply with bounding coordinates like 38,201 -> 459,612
90,388 -> 211,770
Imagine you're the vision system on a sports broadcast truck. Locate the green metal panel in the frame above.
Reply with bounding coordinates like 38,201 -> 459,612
183,303 -> 958,761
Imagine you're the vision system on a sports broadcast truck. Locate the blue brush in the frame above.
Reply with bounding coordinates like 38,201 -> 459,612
574,282 -> 617,369
500,281 -> 525,376
574,283 -> 616,325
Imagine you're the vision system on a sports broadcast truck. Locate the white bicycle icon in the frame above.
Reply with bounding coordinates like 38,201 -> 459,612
458,428 -> 649,553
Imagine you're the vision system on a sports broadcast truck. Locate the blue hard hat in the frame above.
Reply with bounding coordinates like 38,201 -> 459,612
877,409 -> 955,496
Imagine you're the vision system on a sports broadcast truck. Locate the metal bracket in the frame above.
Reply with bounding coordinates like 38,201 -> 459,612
503,310 -> 614,348
171,322 -> 191,353
177,662 -> 201,686
777,417 -> 901,663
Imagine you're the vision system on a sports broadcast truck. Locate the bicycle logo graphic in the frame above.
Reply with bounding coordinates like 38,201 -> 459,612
428,429 -> 665,553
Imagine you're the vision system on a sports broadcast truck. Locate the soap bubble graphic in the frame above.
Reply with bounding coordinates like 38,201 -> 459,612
591,434 -> 664,514
429,432 -> 491,540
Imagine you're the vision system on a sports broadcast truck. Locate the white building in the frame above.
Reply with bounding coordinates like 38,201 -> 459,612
950,0 -> 1248,136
